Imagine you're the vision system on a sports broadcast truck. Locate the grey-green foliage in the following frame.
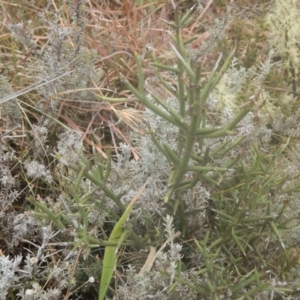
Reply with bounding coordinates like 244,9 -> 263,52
0,75 -> 22,124
115,215 -> 184,300
0,226 -> 79,300
0,1 -> 103,298
0,255 -> 23,300
266,0 -> 300,78
6,1 -> 103,114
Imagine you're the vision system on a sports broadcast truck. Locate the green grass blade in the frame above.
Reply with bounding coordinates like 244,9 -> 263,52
99,179 -> 149,300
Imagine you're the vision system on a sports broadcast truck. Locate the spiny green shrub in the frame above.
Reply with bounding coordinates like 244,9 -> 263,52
1,1 -> 300,300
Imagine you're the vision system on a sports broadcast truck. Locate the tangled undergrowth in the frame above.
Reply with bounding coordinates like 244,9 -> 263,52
1,0 -> 300,299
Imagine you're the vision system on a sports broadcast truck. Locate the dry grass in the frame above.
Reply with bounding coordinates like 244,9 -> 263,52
0,0 -> 275,154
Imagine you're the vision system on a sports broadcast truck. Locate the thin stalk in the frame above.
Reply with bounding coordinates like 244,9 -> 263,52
123,76 -> 184,128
